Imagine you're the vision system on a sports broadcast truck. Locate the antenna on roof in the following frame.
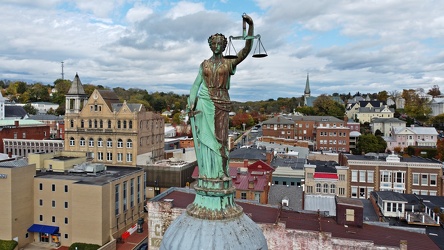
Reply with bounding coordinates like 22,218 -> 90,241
61,61 -> 64,80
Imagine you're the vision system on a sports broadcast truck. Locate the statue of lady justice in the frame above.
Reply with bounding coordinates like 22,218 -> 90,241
188,14 -> 254,179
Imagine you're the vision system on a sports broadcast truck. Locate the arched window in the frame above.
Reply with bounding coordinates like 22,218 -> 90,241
107,139 -> 112,148
323,184 -> 329,193
99,120 -> 103,128
316,183 -> 321,193
129,121 -> 133,129
127,139 -> 132,148
80,137 -> 85,146
117,139 -> 123,148
89,138 -> 94,147
89,120 -> 92,128
69,137 -> 75,146
108,120 -> 112,129
330,184 -> 336,194
123,120 -> 127,129
94,119 -> 98,128
98,138 -> 103,147
70,120 -> 74,128
117,120 -> 121,129
81,120 -> 84,128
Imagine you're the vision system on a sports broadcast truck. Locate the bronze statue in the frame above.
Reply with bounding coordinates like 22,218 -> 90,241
188,14 -> 254,179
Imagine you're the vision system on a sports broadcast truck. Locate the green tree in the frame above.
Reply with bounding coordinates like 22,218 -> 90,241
54,79 -> 72,94
295,106 -> 316,115
172,112 -> 182,125
429,113 -> 444,130
313,94 -> 345,118
47,107 -> 56,115
28,83 -> 50,102
377,90 -> 388,101
402,89 -> 431,121
23,103 -> 37,115
354,134 -> 387,155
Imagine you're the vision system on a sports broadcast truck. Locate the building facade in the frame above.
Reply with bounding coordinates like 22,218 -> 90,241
339,153 -> 443,198
64,74 -> 164,167
304,162 -> 349,197
3,139 -> 64,157
0,120 -> 50,154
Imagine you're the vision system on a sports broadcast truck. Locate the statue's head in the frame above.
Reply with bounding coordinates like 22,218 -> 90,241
208,33 -> 227,54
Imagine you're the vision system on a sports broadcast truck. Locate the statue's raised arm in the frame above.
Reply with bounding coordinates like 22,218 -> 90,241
233,14 -> 254,66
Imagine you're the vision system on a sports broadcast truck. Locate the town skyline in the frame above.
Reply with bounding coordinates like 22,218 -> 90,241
1,0 -> 443,102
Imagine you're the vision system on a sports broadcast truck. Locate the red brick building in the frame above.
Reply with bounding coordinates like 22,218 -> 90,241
0,120 -> 50,154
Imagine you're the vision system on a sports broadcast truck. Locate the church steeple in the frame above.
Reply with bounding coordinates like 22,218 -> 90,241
304,73 -> 310,97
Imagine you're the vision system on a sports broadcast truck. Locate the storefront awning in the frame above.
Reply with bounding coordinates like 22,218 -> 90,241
28,224 -> 59,234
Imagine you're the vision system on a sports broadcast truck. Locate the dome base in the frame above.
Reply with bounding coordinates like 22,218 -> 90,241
160,212 -> 268,250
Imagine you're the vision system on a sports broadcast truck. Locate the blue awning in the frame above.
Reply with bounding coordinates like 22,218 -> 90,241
28,224 -> 59,234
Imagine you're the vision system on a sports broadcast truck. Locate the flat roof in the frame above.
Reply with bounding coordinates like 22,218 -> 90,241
34,166 -> 143,186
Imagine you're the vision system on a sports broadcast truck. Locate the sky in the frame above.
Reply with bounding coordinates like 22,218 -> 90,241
1,0 -> 443,102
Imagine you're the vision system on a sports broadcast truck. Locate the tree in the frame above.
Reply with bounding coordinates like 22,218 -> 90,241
295,106 -> 316,115
54,79 -> 72,94
23,103 -> 37,115
428,85 -> 441,97
28,83 -> 50,102
172,112 -> 182,125
429,114 -> 444,130
377,91 -> 388,101
313,94 -> 345,118
231,112 -> 254,129
47,107 -> 56,115
402,89 -> 431,121
354,134 -> 387,155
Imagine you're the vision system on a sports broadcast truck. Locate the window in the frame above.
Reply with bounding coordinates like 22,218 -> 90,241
367,171 -> 374,183
94,119 -> 98,128
69,137 -> 75,146
129,121 -> 133,129
39,199 -> 43,206
395,172 -> 404,183
130,179 -> 134,208
65,185 -> 68,192
117,139 -> 123,148
351,186 -> 357,198
65,217 -> 68,224
52,216 -> 56,223
316,183 -> 321,193
118,120 -> 121,129
89,138 -> 94,147
115,184 -> 120,215
430,174 -> 437,186
359,170 -> 366,182
339,174 -> 345,181
323,183 -> 328,193
351,170 -> 358,182
421,174 -> 428,186
64,202 -> 68,208
81,120 -> 84,128
117,153 -> 123,162
97,152 -> 103,161
123,181 -> 127,211
100,120 -> 103,128
413,173 -> 419,185
126,153 -> 132,162
123,120 -> 127,129
52,200 -> 56,208
107,139 -> 112,147
52,184 -> 55,192
107,152 -> 113,161
98,138 -> 103,147
108,120 -> 112,129
39,215 -> 43,221
381,171 -> 390,183
330,184 -> 336,194
80,137 -> 85,146
64,234 -> 68,239
359,187 -> 365,198
367,187 -> 374,198
137,176 -> 141,204
283,181 -> 287,185
70,119 -> 74,128
88,120 -> 92,128
127,139 -> 133,148
241,192 -> 247,199
339,187 -> 345,196
39,183 -> 43,190
306,186 -> 313,193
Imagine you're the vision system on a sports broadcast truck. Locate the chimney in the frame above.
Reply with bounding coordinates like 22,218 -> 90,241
244,159 -> 248,168
343,115 -> 348,123
14,120 -> 19,128
266,151 -> 273,164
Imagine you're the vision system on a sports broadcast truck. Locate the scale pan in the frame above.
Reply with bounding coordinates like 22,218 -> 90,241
224,55 -> 239,59
252,53 -> 267,58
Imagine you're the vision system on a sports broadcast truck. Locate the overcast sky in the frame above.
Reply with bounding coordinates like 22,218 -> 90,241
1,0 -> 443,101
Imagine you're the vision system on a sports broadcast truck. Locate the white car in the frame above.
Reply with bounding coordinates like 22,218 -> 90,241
251,129 -> 258,133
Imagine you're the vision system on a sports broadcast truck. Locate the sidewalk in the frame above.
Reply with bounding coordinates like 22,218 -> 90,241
116,222 -> 148,250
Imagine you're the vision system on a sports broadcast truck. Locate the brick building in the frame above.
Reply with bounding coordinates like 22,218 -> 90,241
339,153 -> 443,198
0,120 -> 50,154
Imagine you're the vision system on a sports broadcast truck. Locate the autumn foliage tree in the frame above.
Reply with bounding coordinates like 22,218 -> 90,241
313,94 -> 345,119
230,112 -> 254,129
402,89 -> 431,121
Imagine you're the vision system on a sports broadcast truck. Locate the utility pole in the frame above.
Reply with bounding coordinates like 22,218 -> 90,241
61,61 -> 64,80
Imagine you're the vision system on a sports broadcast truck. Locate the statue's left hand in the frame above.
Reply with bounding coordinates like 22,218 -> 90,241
242,13 -> 253,25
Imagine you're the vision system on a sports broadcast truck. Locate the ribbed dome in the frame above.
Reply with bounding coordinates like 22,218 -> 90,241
160,212 -> 267,250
